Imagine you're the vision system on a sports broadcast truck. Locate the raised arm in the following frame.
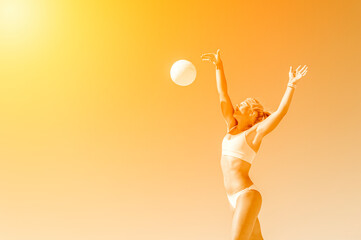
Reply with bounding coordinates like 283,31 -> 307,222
257,65 -> 308,137
201,50 -> 236,130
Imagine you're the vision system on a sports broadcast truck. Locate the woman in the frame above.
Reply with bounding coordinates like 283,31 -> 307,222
201,49 -> 308,240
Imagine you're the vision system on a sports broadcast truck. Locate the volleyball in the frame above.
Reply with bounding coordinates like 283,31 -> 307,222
170,60 -> 196,86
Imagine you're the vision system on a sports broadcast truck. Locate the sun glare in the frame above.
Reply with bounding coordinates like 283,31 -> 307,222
0,1 -> 48,49
1,2 -> 29,31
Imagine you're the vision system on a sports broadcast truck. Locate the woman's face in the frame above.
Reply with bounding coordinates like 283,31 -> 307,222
234,101 -> 251,119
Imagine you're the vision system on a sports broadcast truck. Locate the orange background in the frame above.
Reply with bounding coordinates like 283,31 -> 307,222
0,0 -> 360,239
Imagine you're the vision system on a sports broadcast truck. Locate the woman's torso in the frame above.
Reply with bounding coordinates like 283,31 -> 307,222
221,124 -> 262,195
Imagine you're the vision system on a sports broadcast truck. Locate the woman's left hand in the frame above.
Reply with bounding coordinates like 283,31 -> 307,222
201,49 -> 222,67
289,65 -> 308,85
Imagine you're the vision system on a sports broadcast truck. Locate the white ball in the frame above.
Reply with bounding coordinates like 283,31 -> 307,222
170,60 -> 196,86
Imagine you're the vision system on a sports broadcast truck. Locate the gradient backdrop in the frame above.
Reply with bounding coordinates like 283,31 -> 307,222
0,0 -> 360,239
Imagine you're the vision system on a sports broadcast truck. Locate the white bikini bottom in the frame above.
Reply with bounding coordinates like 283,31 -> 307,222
226,184 -> 259,209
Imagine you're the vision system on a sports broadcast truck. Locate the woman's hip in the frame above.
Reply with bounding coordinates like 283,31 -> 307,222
226,184 -> 261,209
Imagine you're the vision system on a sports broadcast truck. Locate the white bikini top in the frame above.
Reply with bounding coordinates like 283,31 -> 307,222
222,125 -> 257,164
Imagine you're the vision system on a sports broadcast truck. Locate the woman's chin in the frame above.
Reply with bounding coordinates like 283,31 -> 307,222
234,117 -> 241,122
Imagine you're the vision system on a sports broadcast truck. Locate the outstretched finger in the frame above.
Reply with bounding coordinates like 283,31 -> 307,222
300,66 -> 308,74
201,53 -> 215,58
300,68 -> 308,75
201,55 -> 215,60
299,65 -> 307,72
289,66 -> 293,73
201,54 -> 212,59
201,57 -> 212,61
296,65 -> 301,72
202,58 -> 215,64
302,70 -> 308,76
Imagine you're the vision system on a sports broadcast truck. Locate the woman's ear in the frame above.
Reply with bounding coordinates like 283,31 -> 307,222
250,111 -> 257,118
250,111 -> 258,122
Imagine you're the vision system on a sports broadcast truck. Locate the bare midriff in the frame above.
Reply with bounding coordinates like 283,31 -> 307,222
220,155 -> 254,196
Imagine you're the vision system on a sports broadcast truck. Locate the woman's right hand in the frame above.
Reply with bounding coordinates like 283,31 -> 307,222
289,65 -> 308,85
201,49 -> 222,67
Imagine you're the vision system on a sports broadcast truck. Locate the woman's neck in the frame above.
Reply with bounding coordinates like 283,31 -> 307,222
235,120 -> 252,132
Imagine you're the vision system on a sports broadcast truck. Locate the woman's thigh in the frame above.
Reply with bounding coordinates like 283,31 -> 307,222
249,218 -> 263,240
231,190 -> 262,240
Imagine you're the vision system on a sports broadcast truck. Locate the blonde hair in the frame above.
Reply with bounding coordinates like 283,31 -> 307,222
237,98 -> 273,124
